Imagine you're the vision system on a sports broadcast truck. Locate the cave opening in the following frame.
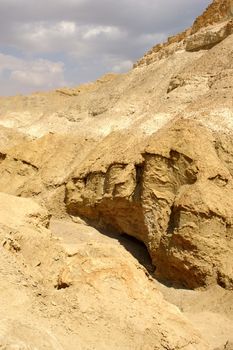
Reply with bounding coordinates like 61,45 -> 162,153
113,231 -> 155,275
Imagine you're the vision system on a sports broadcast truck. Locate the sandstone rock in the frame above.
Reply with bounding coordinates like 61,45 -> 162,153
0,1 -> 233,293
191,0 -> 233,34
1,1 -> 233,348
186,20 -> 233,52
49,219 -> 210,350
0,194 -> 210,349
134,0 -> 233,68
0,319 -> 63,350
0,125 -> 29,153
0,192 -> 49,230
214,342 -> 233,350
0,134 -> 98,216
65,119 -> 233,289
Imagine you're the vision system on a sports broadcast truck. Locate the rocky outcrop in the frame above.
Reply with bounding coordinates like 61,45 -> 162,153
0,1 -> 233,294
0,192 -> 210,350
186,20 -> 233,52
133,29 -> 189,68
134,0 -> 233,68
66,119 -> 233,289
191,0 -> 233,34
1,1 -> 233,348
0,191 -> 49,229
0,133 -> 98,216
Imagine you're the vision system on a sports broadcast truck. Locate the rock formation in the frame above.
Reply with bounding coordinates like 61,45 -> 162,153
134,0 -> 233,66
0,0 -> 233,348
0,192 -> 210,349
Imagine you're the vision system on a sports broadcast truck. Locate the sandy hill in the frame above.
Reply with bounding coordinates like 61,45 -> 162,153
0,1 -> 233,349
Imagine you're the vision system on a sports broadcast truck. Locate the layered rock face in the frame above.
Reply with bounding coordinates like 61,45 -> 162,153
65,119 -> 233,289
0,192 -> 210,350
0,0 -> 233,293
1,0 -> 233,348
191,0 -> 233,33
0,5 -> 233,349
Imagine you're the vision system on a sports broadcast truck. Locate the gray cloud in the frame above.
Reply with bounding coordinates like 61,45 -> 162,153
0,0 -> 211,95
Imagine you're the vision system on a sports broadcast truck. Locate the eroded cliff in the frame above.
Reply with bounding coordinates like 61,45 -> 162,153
0,1 -> 233,349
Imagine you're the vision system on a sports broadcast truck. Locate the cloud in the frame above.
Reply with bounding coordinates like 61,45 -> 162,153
112,60 -> 133,73
0,53 -> 66,95
0,0 -> 211,95
83,26 -> 122,40
0,0 -> 211,31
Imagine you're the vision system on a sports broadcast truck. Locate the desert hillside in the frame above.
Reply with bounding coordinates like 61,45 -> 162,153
0,0 -> 233,349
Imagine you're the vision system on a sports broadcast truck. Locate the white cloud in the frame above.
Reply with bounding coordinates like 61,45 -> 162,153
3,21 -> 125,56
12,21 -> 78,53
0,53 -> 22,71
0,53 -> 66,95
112,60 -> 133,73
0,0 -> 212,95
83,26 -> 122,40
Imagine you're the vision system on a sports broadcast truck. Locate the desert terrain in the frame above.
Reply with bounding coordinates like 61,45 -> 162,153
0,0 -> 233,349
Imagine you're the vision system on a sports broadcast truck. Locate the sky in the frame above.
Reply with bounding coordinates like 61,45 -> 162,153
0,0 -> 211,96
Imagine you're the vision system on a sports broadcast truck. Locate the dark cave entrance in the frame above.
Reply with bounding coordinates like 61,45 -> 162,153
119,232 -> 155,274
104,229 -> 155,275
